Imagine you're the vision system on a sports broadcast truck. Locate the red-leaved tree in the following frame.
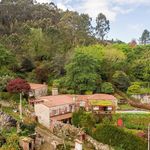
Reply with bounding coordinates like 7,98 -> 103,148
7,78 -> 31,120
7,78 -> 31,94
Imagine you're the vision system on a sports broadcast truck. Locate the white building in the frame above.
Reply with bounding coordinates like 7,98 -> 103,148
29,83 -> 48,98
34,95 -> 75,127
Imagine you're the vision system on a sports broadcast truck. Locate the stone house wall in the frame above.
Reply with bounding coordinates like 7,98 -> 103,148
29,86 -> 48,98
132,94 -> 150,103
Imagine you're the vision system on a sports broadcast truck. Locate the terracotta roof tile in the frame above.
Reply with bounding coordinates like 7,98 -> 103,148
29,83 -> 47,90
37,94 -> 117,108
77,94 -> 116,101
38,95 -> 74,108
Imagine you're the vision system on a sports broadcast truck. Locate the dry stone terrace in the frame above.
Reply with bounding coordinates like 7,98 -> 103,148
49,119 -> 113,150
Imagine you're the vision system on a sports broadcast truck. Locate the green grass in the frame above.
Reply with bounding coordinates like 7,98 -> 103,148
2,107 -> 20,121
118,104 -> 136,110
113,113 -> 150,130
140,88 -> 150,94
124,128 -> 143,135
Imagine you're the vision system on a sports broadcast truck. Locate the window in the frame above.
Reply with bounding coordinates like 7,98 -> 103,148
106,107 -> 112,111
93,106 -> 99,111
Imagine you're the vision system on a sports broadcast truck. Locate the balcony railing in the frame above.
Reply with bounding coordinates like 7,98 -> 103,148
50,109 -> 73,117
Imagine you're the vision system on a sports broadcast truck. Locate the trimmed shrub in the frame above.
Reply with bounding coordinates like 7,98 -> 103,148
127,84 -> 141,95
20,123 -> 36,136
101,82 -> 114,94
93,124 -> 147,150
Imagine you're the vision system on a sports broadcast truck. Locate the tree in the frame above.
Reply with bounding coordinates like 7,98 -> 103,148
101,48 -> 126,80
72,108 -> 85,127
20,57 -> 35,72
129,39 -> 137,48
112,71 -> 130,91
72,109 -> 96,134
65,51 -> 100,94
101,82 -> 114,94
140,29 -> 150,45
35,67 -> 49,83
7,78 -> 31,120
127,84 -> 141,95
0,44 -> 14,68
95,13 -> 110,41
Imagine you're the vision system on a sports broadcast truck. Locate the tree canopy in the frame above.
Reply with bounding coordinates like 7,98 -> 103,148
0,0 -> 149,95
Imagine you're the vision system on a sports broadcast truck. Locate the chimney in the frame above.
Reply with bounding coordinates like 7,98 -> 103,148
73,95 -> 77,103
52,88 -> 58,96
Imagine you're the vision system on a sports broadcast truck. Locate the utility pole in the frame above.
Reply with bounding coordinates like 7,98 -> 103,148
20,92 -> 23,121
148,124 -> 150,150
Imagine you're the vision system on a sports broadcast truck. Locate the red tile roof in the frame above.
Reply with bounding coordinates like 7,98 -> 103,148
77,94 -> 116,101
38,95 -> 74,108
29,83 -> 47,90
36,94 -> 117,108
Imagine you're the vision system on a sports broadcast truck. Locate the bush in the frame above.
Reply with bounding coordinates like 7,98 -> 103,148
0,135 -> 6,147
127,84 -> 141,95
72,109 -> 97,134
20,123 -> 36,136
101,82 -> 114,94
1,134 -> 20,150
93,124 -> 147,150
85,91 -> 93,95
72,108 -> 85,127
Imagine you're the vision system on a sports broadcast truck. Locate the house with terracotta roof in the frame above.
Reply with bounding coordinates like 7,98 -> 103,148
29,83 -> 48,98
34,95 -> 75,127
34,90 -> 118,127
76,94 -> 117,114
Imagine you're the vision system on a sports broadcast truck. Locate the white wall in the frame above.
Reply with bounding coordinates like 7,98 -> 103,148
132,94 -> 150,103
34,104 -> 50,127
29,87 -> 48,98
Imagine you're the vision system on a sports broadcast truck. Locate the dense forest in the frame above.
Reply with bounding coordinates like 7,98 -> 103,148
0,0 -> 149,95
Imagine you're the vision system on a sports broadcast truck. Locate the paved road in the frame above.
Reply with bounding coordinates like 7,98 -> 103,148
116,110 -> 150,114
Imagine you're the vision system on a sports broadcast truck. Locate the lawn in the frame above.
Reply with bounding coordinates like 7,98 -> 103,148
118,104 -> 136,110
2,107 -> 20,121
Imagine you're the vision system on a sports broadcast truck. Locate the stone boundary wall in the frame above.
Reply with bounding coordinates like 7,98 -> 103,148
50,119 -> 113,150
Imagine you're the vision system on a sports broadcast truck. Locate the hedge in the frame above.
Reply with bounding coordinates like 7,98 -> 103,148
93,125 -> 147,150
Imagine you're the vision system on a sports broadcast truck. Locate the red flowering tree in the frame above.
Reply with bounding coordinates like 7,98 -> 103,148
7,78 -> 31,120
7,78 -> 31,94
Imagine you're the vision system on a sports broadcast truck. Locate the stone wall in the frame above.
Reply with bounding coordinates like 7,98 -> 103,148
86,135 -> 113,150
50,120 -> 113,150
0,111 -> 17,129
35,127 -> 63,150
